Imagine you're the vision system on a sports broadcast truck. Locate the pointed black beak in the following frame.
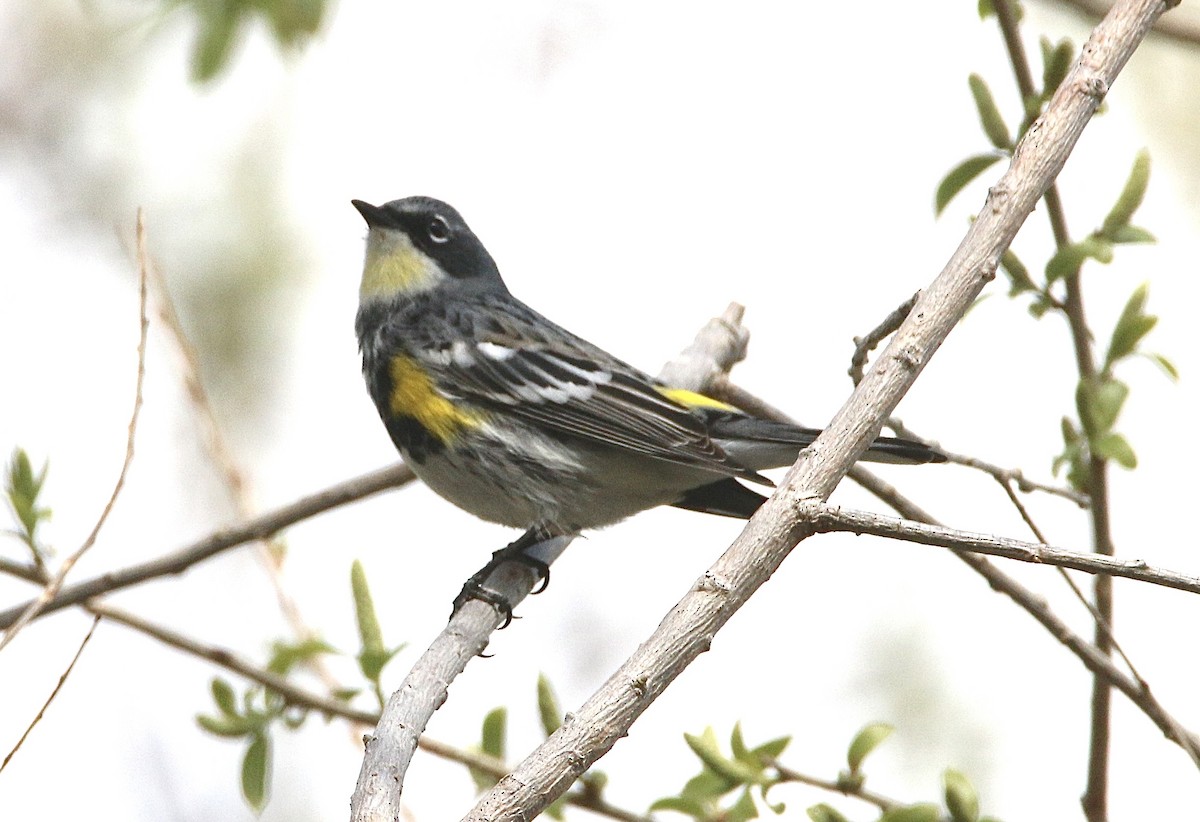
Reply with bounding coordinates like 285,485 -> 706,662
351,199 -> 389,227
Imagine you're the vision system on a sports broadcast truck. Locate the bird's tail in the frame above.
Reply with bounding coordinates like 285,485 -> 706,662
708,412 -> 946,468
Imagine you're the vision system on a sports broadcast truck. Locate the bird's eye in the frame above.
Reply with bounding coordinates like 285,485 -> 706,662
428,215 -> 451,244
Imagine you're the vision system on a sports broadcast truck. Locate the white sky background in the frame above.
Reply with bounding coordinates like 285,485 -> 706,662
2,1 -> 1199,820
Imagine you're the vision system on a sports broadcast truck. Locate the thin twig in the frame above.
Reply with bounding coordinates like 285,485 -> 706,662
0,558 -> 45,585
994,479 -> 1200,768
0,463 -> 415,630
848,293 -> 919,387
91,602 -> 378,724
803,501 -> 1200,594
884,418 -> 1090,507
849,468 -> 1200,769
0,211 -> 150,654
1,614 -> 101,771
772,761 -> 902,814
145,248 -> 345,699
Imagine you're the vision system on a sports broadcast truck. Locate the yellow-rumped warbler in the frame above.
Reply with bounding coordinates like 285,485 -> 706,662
352,196 -> 943,540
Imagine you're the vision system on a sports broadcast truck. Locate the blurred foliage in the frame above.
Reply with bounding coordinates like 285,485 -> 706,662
0,1 -> 317,442
197,560 -> 407,811
4,449 -> 52,568
180,0 -> 327,82
935,4 -> 1174,494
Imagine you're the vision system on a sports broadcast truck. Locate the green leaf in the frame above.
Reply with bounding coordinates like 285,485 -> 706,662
537,674 -> 563,737
1079,378 -> 1129,437
1102,150 -> 1151,236
268,637 -> 337,676
352,560 -> 402,684
1046,235 -> 1112,282
847,723 -> 893,773
750,735 -> 791,762
6,448 -> 51,552
1055,417 -> 1090,491
681,765 -> 738,802
807,804 -> 851,822
197,713 -> 255,738
944,769 -> 980,822
1143,352 -> 1180,381
880,804 -> 942,822
1094,432 -> 1137,469
481,707 -> 507,760
260,0 -> 326,46
727,787 -> 760,822
1041,37 -> 1076,98
969,74 -> 1012,150
730,722 -> 751,764
211,678 -> 239,716
999,247 -> 1036,296
650,796 -> 707,817
1080,234 -> 1113,264
685,728 -> 760,786
469,708 -> 507,792
1107,224 -> 1155,244
352,560 -> 383,653
1105,283 -> 1155,369
191,2 -> 245,83
241,733 -> 271,811
1045,242 -> 1087,282
935,154 -> 1003,215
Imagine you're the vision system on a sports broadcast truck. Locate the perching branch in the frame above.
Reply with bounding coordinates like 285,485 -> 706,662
461,3 -> 1176,819
348,307 -> 754,822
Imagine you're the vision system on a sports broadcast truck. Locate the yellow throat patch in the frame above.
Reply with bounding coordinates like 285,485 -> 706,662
360,230 -> 444,301
389,354 -> 481,443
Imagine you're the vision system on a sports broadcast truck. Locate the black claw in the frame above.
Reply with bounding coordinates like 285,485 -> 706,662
449,528 -> 560,626
531,563 -> 550,595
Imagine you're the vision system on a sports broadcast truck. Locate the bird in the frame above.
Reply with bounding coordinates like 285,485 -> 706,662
351,196 -> 943,604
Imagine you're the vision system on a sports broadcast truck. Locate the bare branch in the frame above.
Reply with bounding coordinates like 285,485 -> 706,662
1057,0 -> 1200,47
849,468 -> 1200,768
0,463 -> 414,630
772,760 -> 902,814
803,502 -> 1200,594
885,417 -> 1090,507
146,242 -> 347,697
0,212 -> 150,654
848,292 -> 918,387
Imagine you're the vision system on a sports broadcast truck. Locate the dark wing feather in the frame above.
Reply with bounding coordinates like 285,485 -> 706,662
417,299 -> 767,483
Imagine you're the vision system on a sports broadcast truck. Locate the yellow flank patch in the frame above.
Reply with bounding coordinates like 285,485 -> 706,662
360,232 -> 443,300
657,387 -> 737,411
389,355 -> 481,442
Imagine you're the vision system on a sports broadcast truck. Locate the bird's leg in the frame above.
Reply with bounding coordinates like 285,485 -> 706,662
452,526 -> 555,627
